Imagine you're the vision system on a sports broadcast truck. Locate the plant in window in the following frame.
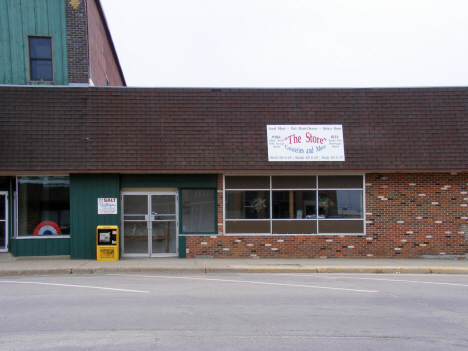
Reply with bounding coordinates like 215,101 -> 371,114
319,196 -> 334,209
250,197 -> 267,213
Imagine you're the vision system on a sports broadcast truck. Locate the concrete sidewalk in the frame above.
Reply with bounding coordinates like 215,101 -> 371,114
1,253 -> 468,276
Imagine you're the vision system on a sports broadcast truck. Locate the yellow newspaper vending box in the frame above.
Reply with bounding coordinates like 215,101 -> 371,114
96,225 -> 119,261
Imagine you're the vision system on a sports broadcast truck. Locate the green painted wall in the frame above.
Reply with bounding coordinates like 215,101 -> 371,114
0,0 -> 68,85
70,174 -> 120,259
178,236 -> 186,258
9,237 -> 70,256
121,174 -> 217,188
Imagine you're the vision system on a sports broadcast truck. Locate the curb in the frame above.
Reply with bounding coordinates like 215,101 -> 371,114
1,267 -> 468,276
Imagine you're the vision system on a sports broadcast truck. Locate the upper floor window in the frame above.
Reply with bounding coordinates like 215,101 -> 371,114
29,37 -> 53,81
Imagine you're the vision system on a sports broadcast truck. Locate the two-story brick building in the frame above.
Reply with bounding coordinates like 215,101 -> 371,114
0,0 -> 125,86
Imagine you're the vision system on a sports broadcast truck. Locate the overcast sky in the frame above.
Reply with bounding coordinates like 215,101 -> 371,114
100,0 -> 468,88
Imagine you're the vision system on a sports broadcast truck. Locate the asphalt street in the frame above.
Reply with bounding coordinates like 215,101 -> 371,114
1,273 -> 468,350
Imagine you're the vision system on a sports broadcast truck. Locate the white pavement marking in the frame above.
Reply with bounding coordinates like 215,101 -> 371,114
0,280 -> 149,293
275,274 -> 468,288
108,274 -> 379,293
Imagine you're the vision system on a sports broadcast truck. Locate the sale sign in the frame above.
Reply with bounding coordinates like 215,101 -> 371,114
98,198 -> 118,214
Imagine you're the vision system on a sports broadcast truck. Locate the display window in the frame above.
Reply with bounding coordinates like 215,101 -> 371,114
224,175 -> 364,235
16,176 -> 70,236
180,189 -> 217,234
225,191 -> 271,220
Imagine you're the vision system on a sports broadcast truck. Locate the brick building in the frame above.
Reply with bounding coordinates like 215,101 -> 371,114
0,1 -> 466,260
0,87 -> 467,259
0,0 -> 125,86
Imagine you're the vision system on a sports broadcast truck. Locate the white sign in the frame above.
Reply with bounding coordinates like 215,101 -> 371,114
98,198 -> 118,214
267,125 -> 345,162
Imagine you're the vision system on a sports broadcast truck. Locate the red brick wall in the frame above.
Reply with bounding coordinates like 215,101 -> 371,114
87,0 -> 125,86
185,173 -> 468,258
366,173 -> 467,257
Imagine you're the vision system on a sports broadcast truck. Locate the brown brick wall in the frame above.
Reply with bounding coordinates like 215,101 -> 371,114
184,173 -> 468,258
66,0 -> 89,84
87,0 -> 125,86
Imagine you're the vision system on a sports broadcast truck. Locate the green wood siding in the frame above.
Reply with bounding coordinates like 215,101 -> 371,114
121,174 -> 217,189
70,174 -> 120,259
9,237 -> 70,256
178,236 -> 186,258
0,0 -> 68,85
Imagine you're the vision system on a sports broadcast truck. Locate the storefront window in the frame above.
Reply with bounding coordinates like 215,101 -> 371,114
17,176 -> 70,236
181,189 -> 216,233
225,191 -> 270,219
272,191 -> 316,219
225,175 -> 364,235
318,190 -> 363,219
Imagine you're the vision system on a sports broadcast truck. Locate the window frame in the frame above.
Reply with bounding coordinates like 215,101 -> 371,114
224,175 -> 365,236
28,36 -> 54,82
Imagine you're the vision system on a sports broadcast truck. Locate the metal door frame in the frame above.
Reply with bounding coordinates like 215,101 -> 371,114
0,192 -> 8,252
121,191 -> 178,257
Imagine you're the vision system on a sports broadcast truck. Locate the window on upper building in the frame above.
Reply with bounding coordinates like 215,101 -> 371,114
29,37 -> 53,81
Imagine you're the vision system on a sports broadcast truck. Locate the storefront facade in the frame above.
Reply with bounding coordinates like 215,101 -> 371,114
1,86 -> 467,259
2,172 -> 466,259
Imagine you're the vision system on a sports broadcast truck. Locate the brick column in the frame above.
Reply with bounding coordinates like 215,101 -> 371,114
217,174 -> 223,235
66,0 -> 89,84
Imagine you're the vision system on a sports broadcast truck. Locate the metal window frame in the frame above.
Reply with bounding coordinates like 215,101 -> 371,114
223,174 -> 366,236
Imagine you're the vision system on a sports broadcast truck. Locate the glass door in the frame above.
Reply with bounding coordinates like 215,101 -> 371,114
0,192 -> 8,252
122,194 -> 149,255
151,194 -> 177,256
122,192 -> 178,257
